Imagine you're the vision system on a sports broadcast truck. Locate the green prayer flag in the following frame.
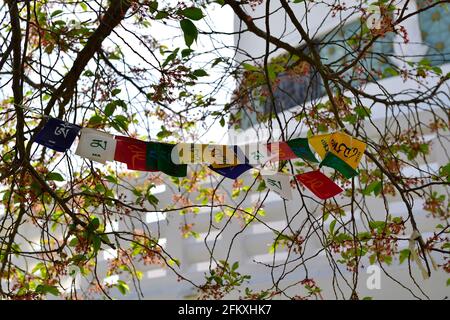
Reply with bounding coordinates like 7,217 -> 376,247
146,142 -> 187,177
286,138 -> 319,163
320,152 -> 358,179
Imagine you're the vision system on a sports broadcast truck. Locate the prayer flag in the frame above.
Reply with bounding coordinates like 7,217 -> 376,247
261,170 -> 293,200
75,128 -> 116,164
209,163 -> 252,179
266,139 -> 318,163
114,136 -> 156,171
209,146 -> 252,178
34,117 -> 81,152
146,142 -> 187,177
308,133 -> 331,160
286,138 -> 319,162
320,132 -> 366,178
295,170 -> 343,200
173,143 -> 241,166
240,143 -> 274,165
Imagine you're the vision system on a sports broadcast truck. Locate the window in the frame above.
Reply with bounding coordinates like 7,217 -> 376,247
236,2 -> 450,130
238,48 -> 323,130
417,0 -> 450,66
319,20 -> 395,82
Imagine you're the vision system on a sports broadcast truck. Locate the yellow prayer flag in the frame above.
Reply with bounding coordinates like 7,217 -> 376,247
308,133 -> 331,160
328,132 -> 366,169
175,143 -> 241,166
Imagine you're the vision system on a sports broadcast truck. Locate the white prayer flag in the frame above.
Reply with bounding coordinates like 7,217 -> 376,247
261,170 -> 293,200
75,128 -> 116,164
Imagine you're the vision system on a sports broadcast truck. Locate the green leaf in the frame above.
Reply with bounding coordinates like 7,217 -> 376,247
266,64 -> 276,80
193,69 -> 208,77
46,172 -> 64,182
105,175 -> 118,184
88,114 -> 103,126
343,114 -> 357,125
168,258 -> 180,267
363,181 -> 382,196
104,101 -> 116,117
447,278 -> 450,286
232,261 -> 239,271
35,285 -> 59,296
399,249 -> 410,264
92,235 -> 101,253
355,105 -> 371,119
162,48 -> 180,68
432,66 -> 442,75
111,88 -> 121,96
369,220 -> 386,232
180,19 -> 198,47
89,217 -> 100,231
215,212 -> 224,223
51,10 -> 63,18
156,126 -> 172,139
116,280 -> 129,295
113,115 -> 129,131
256,180 -> 266,192
242,63 -> 260,72
383,67 -> 399,78
357,232 -> 371,241
419,143 -> 429,155
439,162 -> 450,182
219,117 -> 225,127
155,11 -> 169,20
83,70 -> 94,77
212,58 -> 223,67
329,220 -> 337,235
148,1 -> 158,13
69,237 -> 79,247
180,7 -> 204,21
181,48 -> 194,57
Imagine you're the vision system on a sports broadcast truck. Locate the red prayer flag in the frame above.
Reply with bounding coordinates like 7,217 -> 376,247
295,170 -> 343,200
266,142 -> 297,161
114,136 -> 157,171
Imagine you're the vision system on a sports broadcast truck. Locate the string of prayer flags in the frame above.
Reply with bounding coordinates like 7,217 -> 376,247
319,132 -> 366,179
34,118 -> 81,152
75,128 -> 116,164
261,170 -> 293,200
147,142 -> 187,177
114,136 -> 156,171
32,116 -> 368,201
295,170 -> 343,200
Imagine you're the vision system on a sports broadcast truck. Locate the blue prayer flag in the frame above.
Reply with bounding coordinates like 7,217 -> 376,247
209,145 -> 253,179
34,118 -> 81,152
209,163 -> 252,179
